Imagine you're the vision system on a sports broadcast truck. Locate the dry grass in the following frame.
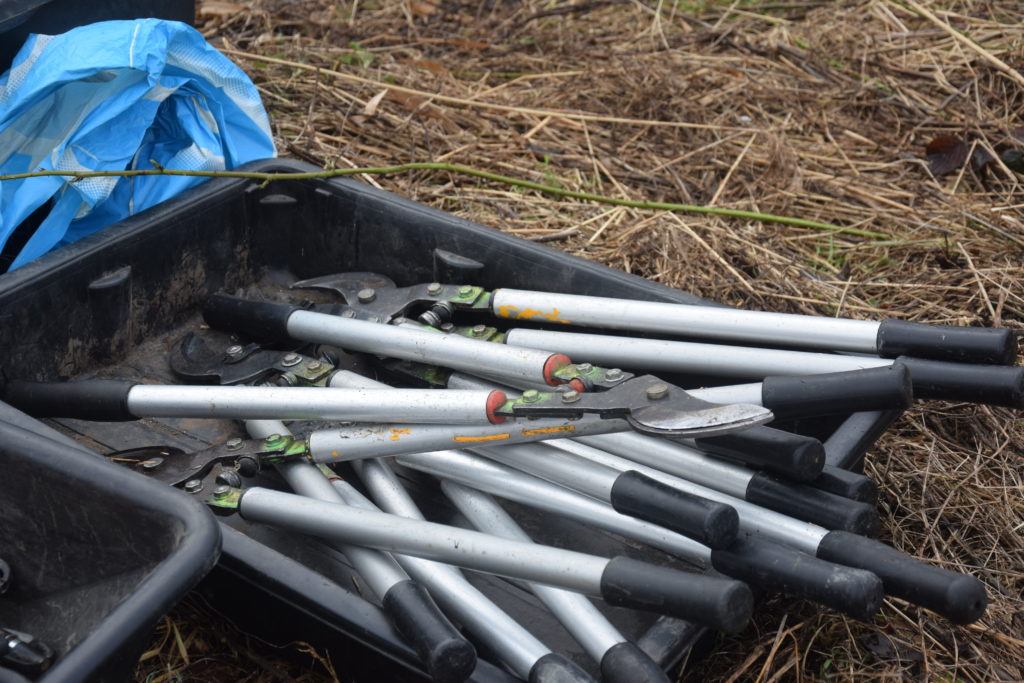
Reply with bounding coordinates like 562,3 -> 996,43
140,0 -> 1023,680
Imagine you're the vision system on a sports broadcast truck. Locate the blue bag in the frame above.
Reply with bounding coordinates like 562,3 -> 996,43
0,19 -> 276,270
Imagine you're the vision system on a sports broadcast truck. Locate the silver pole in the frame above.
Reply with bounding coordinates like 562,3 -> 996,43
126,385 -> 500,423
441,481 -> 626,662
286,309 -> 568,387
492,289 -> 880,353
394,449 -> 710,567
504,328 -> 889,379
479,442 -> 616,501
560,439 -> 825,554
238,487 -> 610,594
335,462 -> 553,679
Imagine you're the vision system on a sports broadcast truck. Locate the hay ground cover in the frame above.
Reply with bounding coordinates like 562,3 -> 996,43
138,0 -> 1023,680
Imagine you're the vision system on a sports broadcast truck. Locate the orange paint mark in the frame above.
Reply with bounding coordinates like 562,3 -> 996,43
521,425 -> 575,436
389,428 -> 413,441
496,305 -> 570,324
331,450 -> 341,458
452,433 -> 511,443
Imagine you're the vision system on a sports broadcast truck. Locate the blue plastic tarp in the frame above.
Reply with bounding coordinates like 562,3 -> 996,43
0,19 -> 276,270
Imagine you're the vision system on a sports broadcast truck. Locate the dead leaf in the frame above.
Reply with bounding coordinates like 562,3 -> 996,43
409,0 -> 439,16
198,0 -> 245,19
926,134 -> 968,175
363,89 -> 389,117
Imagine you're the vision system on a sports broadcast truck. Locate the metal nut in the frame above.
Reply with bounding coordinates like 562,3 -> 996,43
184,479 -> 203,493
458,285 -> 473,296
307,360 -> 322,371
576,363 -> 593,373
224,344 -> 244,359
471,324 -> 487,337
214,485 -> 230,498
522,389 -> 542,403
560,390 -> 581,403
357,288 -> 377,303
281,352 -> 301,367
140,457 -> 163,470
645,383 -> 670,400
226,437 -> 244,451
427,282 -> 443,295
440,323 -> 455,332
605,368 -> 624,381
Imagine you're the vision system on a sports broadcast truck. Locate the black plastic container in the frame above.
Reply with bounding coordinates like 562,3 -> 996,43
0,418 -> 219,682
0,159 -> 891,679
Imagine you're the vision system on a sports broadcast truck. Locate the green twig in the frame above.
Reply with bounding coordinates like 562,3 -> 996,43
0,162 -> 888,238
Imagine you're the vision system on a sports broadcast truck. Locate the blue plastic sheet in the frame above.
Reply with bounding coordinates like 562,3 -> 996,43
0,19 -> 276,269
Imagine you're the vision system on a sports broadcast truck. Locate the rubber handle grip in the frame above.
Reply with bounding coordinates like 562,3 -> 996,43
895,357 -> 1024,407
760,365 -> 912,420
202,293 -> 301,344
816,531 -> 987,624
710,538 -> 883,621
528,653 -> 596,683
745,473 -> 880,536
599,556 -> 752,633
2,379 -> 136,421
610,470 -> 738,550
691,426 -> 825,483
381,580 -> 477,683
877,319 -> 1016,365
812,465 -> 878,504
599,642 -> 670,683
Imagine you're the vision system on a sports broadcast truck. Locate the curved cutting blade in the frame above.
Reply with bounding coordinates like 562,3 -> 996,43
626,402 -> 773,438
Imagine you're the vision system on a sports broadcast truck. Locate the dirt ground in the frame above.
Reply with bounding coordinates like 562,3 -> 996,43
137,0 -> 1023,680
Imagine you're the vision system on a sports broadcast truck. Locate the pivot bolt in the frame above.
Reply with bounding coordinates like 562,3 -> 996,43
265,433 -> 284,447
576,363 -> 593,373
224,344 -> 244,360
307,360 -> 322,371
646,383 -> 670,400
440,323 -> 455,332
226,437 -> 244,451
470,324 -> 487,337
605,368 -> 625,382
560,390 -> 581,403
140,457 -> 163,471
214,485 -> 230,498
458,285 -> 473,296
522,390 -> 542,403
184,479 -> 203,494
427,282 -> 443,295
281,353 -> 301,367
357,288 -> 376,303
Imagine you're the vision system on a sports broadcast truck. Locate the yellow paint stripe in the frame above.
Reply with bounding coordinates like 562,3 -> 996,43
453,433 -> 511,443
521,425 -> 575,436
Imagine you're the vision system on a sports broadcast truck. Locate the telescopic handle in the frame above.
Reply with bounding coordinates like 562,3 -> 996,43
816,531 -> 987,624
609,471 -> 738,550
3,379 -> 137,420
599,557 -> 752,633
202,293 -> 301,344
877,319 -> 1016,365
690,426 -> 825,482
759,365 -> 912,420
381,581 -> 478,683
896,357 -> 1024,407
709,538 -> 883,621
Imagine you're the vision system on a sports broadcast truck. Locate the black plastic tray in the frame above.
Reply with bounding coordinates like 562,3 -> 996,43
0,158 -> 892,680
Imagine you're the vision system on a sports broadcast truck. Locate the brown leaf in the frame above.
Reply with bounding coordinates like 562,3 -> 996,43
197,0 -> 245,19
409,0 -> 440,16
363,89 -> 388,117
926,134 -> 968,175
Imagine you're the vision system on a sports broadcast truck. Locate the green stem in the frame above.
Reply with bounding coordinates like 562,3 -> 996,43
0,162 -> 888,239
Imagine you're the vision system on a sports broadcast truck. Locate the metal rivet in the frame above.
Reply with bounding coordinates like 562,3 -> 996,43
357,288 -> 376,303
471,324 -> 487,337
560,390 -> 581,403
646,383 -> 670,400
458,285 -> 473,296
281,352 -> 301,367
605,368 -> 624,381
522,389 -> 541,403
184,479 -> 203,493
427,282 -> 443,295
576,363 -> 593,373
140,457 -> 163,470
307,360 -> 322,371
226,437 -> 244,451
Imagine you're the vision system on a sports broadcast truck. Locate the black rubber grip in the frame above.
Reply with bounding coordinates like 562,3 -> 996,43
876,319 -> 1017,365
895,357 -> 1024,407
823,410 -> 903,471
691,426 -> 825,483
812,465 -> 878,504
528,652 -> 596,683
610,470 -> 738,550
745,473 -> 880,536
381,580 -> 477,683
201,293 -> 300,344
2,379 -> 136,421
599,556 -> 752,633
816,531 -> 987,624
710,538 -> 883,621
599,642 -> 670,683
760,365 -> 913,420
